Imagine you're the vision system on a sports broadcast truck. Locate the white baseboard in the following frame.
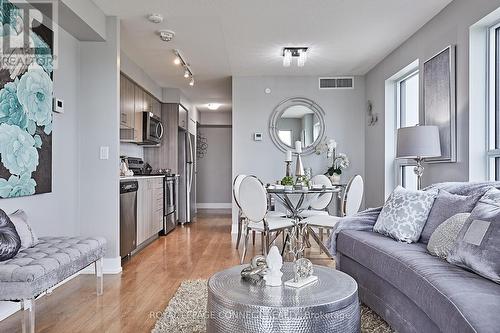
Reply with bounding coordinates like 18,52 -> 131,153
0,257 -> 121,321
80,257 -> 122,275
197,203 -> 232,209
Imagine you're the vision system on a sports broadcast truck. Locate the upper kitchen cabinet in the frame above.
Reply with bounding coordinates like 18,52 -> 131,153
152,98 -> 161,118
120,74 -> 136,141
179,104 -> 188,130
120,72 -> 162,142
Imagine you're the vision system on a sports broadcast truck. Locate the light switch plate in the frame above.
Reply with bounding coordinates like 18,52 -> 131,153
53,98 -> 64,113
99,146 -> 109,160
254,133 -> 263,141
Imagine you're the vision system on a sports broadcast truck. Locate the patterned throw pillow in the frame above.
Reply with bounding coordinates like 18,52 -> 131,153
374,186 -> 438,243
427,213 -> 470,259
447,187 -> 500,283
0,209 -> 21,261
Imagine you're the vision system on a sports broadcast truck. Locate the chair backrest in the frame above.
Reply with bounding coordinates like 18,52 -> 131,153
232,174 -> 247,209
310,175 -> 333,210
238,176 -> 268,222
342,175 -> 364,216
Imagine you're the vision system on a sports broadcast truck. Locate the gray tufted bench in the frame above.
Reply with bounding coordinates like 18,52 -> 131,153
0,236 -> 106,333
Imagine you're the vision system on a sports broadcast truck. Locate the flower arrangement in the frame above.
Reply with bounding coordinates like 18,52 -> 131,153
325,153 -> 350,176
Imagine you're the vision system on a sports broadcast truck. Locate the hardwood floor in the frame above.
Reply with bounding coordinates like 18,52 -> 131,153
0,209 -> 332,333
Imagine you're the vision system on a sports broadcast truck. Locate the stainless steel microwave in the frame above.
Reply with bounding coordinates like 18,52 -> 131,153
140,112 -> 164,145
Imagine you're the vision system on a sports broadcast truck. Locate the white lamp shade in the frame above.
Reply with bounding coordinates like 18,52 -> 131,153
396,125 -> 441,159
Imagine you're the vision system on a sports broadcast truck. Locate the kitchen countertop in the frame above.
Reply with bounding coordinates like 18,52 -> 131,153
120,175 -> 166,180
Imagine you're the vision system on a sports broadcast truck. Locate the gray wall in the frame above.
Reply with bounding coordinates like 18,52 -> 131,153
78,17 -> 121,262
364,0 -> 500,207
232,76 -> 366,230
0,29 -> 80,238
197,126 -> 233,206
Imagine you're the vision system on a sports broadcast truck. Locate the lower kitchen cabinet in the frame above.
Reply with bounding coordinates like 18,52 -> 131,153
136,178 -> 164,245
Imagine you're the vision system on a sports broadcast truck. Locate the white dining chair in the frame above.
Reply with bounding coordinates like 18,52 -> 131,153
299,175 -> 334,218
233,174 -> 247,249
238,176 -> 295,264
303,175 -> 364,257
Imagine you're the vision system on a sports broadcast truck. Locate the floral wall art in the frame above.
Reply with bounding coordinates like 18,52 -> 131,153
0,0 -> 54,198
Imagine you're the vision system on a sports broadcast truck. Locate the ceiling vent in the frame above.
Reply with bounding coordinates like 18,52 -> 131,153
319,77 -> 354,89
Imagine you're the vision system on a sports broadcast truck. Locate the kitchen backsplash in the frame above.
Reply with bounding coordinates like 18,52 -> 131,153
120,142 -> 144,159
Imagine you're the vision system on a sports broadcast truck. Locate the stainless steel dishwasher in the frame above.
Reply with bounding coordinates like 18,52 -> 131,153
120,180 -> 138,258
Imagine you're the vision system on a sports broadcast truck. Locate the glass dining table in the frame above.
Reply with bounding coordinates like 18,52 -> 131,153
266,185 -> 344,260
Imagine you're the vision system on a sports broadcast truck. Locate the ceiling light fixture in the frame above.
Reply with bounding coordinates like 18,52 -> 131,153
158,30 -> 175,42
207,103 -> 221,110
283,49 -> 292,67
282,47 -> 309,67
173,50 -> 195,86
147,13 -> 163,24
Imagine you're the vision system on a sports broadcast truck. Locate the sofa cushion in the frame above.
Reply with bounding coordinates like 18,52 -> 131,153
420,190 -> 479,244
338,230 -> 500,333
374,186 -> 438,243
0,236 -> 106,300
427,213 -> 470,259
447,187 -> 500,284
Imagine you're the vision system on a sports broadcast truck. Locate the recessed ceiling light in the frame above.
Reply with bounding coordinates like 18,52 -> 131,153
147,13 -> 163,24
184,70 -> 190,78
189,78 -> 195,86
207,103 -> 221,110
173,57 -> 181,65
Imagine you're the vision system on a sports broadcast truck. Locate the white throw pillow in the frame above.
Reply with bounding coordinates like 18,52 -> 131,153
9,210 -> 38,249
427,213 -> 470,259
374,186 -> 438,243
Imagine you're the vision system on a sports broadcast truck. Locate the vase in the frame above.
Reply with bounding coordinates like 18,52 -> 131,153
330,173 -> 341,184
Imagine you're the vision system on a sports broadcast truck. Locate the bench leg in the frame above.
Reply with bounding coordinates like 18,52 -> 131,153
21,299 -> 35,333
95,258 -> 103,296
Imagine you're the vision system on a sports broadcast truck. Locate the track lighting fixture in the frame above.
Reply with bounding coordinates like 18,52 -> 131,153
173,50 -> 195,86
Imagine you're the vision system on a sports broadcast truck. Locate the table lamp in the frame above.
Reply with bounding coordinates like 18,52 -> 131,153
396,125 -> 441,190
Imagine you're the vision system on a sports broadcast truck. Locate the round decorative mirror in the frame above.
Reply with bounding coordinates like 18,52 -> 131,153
269,97 -> 326,155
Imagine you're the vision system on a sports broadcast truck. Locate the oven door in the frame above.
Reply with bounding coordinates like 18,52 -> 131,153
165,178 -> 176,216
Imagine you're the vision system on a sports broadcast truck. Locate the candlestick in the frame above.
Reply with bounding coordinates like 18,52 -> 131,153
295,141 -> 302,154
285,161 -> 292,177
285,150 -> 292,162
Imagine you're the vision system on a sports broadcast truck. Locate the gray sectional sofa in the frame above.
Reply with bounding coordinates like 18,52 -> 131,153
336,182 -> 500,333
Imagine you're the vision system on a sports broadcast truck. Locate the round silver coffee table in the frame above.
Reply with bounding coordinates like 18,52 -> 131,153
207,263 -> 359,333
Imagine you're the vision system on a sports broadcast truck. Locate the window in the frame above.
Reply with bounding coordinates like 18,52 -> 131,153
397,70 -> 419,189
278,130 -> 292,146
488,24 -> 500,180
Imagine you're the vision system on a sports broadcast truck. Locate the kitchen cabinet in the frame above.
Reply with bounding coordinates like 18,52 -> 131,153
179,104 -> 188,130
152,98 -> 161,118
120,73 -> 162,142
136,177 -> 164,245
119,75 -> 136,141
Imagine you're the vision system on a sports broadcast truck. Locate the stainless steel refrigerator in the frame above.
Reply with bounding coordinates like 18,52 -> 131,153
178,129 -> 196,223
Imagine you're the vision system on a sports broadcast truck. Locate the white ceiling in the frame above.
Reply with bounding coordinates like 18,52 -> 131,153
92,0 -> 453,112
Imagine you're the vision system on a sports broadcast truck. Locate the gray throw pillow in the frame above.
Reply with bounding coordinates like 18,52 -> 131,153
420,190 -> 480,244
447,187 -> 500,283
374,186 -> 438,243
9,209 -> 38,249
427,213 -> 470,259
0,209 -> 21,261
